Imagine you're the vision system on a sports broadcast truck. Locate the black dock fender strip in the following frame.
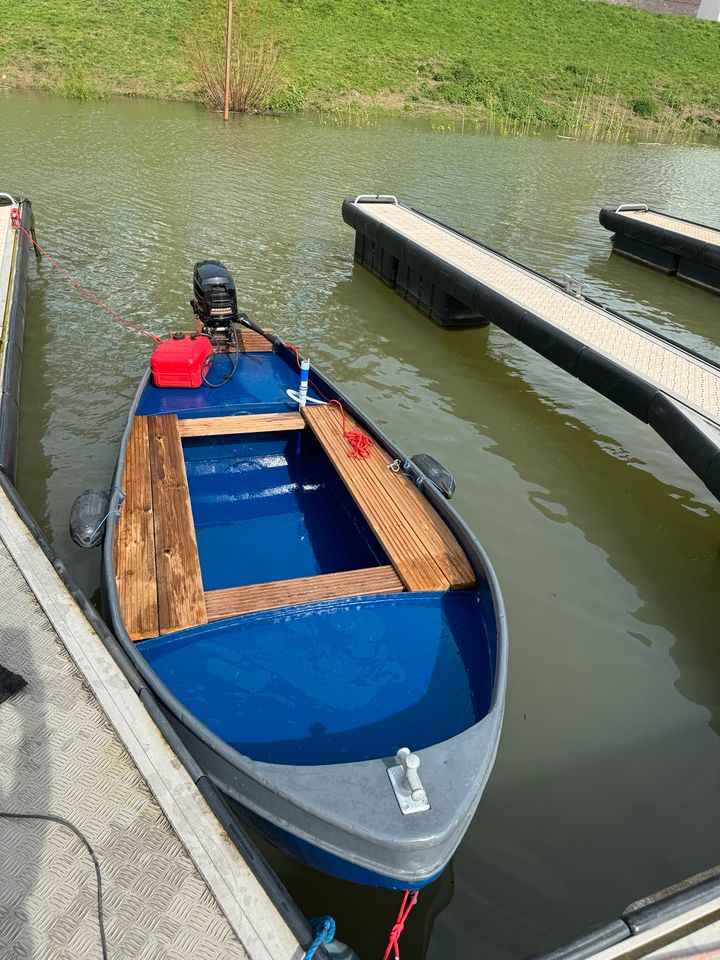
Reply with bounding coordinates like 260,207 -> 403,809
523,868 -> 720,960
648,394 -> 720,501
702,244 -> 720,271
0,199 -> 30,484
0,471 -> 325,959
523,919 -> 632,960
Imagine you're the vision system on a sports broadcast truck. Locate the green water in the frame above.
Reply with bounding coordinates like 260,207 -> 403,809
2,89 -> 719,960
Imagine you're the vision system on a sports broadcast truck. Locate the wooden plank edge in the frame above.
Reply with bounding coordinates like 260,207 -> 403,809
205,565 -> 404,621
115,416 -> 161,641
178,412 -> 305,438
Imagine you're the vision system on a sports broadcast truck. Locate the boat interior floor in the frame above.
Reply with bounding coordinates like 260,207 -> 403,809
115,369 -> 475,642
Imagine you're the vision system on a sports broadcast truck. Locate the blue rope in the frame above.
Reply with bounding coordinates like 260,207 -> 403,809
89,508 -> 120,542
89,486 -> 126,541
304,916 -> 336,960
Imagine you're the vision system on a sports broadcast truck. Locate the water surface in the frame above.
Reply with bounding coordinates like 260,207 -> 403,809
2,90 -> 719,959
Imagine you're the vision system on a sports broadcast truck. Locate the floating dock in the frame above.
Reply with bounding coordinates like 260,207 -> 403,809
600,204 -> 720,294
526,865 -> 720,960
0,197 -> 30,482
0,477 -> 307,959
342,195 -> 720,503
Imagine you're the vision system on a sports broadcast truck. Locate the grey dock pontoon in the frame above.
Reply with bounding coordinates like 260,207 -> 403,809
342,195 -> 720,504
600,204 -> 720,294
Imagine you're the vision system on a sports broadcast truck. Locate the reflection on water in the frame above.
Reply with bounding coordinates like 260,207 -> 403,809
2,90 -> 719,960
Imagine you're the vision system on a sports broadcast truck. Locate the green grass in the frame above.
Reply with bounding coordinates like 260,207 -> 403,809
1,0 -> 720,139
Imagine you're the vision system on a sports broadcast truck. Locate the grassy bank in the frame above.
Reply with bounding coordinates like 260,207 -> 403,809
1,0 -> 719,140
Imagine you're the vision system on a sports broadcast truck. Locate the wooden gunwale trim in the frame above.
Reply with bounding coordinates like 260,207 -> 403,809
178,412 -> 305,438
205,565 -> 403,621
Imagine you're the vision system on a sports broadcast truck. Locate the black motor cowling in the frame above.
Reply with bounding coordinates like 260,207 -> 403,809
192,259 -> 238,327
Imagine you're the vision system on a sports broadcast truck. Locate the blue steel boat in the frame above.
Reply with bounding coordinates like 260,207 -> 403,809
102,262 -> 507,889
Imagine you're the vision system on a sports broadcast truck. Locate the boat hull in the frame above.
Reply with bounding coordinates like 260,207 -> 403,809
102,324 -> 508,889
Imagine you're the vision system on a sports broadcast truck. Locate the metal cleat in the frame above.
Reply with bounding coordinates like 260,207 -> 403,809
564,274 -> 587,299
387,747 -> 431,815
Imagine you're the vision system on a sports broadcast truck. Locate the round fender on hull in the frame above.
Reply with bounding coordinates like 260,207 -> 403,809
69,489 -> 110,548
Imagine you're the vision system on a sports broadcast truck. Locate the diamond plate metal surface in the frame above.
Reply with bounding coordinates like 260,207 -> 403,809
0,538 -> 248,960
362,203 -> 720,422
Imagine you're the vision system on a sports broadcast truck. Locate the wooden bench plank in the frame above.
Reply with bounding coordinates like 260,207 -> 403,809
147,414 -> 208,634
178,412 -> 305,438
205,566 -> 403,621
305,410 -> 448,591
302,405 -> 475,591
114,416 -> 159,641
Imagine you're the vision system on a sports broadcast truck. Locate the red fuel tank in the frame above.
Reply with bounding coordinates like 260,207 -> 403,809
151,335 -> 213,389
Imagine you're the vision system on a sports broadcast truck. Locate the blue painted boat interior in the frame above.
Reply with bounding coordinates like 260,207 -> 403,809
133,342 -> 497,769
184,431 -> 388,590
138,590 -> 495,765
137,351 -> 321,419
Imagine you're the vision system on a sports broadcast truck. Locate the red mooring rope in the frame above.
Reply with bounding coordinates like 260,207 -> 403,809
382,890 -> 419,960
286,344 -> 373,460
10,209 -> 162,343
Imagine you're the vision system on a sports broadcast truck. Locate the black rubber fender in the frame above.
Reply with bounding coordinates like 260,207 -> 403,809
517,313 -> 586,376
576,348 -> 660,422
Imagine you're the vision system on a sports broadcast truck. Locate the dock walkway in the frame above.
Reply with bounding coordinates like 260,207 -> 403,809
0,484 -> 302,960
343,196 -> 720,502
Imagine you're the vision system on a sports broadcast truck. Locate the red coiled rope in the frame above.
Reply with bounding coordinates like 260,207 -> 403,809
382,890 -> 419,960
286,344 -> 373,460
327,399 -> 373,460
10,213 -> 162,343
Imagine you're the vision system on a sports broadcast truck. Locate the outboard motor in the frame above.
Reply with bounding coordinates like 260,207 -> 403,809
191,260 -> 238,329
